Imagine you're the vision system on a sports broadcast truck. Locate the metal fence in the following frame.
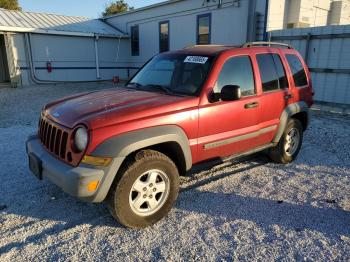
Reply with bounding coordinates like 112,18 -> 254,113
270,25 -> 350,110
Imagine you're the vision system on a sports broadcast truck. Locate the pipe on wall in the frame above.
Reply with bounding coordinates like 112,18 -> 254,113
24,33 -> 54,85
94,35 -> 101,79
24,33 -> 110,85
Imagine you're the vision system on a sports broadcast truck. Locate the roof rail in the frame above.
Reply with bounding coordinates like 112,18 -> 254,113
242,42 -> 293,49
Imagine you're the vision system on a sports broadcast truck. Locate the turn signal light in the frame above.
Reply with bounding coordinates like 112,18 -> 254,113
87,181 -> 99,192
82,155 -> 112,167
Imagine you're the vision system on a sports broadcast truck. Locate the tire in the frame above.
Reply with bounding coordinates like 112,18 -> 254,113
269,118 -> 303,164
107,150 -> 179,228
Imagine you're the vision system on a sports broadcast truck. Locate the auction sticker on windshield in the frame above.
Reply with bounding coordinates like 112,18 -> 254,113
184,56 -> 208,64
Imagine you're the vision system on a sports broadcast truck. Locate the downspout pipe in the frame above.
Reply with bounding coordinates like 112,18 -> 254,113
24,33 -> 53,85
24,33 -> 107,85
94,35 -> 101,79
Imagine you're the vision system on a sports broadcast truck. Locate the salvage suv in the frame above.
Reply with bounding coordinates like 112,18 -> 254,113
26,42 -> 314,228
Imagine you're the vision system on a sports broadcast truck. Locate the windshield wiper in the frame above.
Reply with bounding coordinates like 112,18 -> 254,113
126,82 -> 142,88
127,82 -> 174,95
143,84 -> 173,95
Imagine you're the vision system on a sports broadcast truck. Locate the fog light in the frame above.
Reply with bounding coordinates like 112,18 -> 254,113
82,155 -> 112,166
87,181 -> 99,192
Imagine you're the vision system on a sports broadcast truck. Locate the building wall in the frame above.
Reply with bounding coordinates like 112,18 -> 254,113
310,0 -> 331,27
329,1 -> 350,25
0,35 -> 10,82
267,0 -> 350,30
4,33 -> 26,87
287,0 -> 331,28
329,1 -> 344,24
106,0 -> 267,68
340,0 -> 350,24
2,0 -> 269,86
5,33 -> 130,86
287,0 -> 302,25
267,0 -> 288,31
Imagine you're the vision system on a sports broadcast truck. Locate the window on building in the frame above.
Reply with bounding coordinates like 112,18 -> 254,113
215,56 -> 255,97
256,53 -> 288,92
197,14 -> 211,45
131,25 -> 139,56
159,21 -> 169,53
286,54 -> 308,87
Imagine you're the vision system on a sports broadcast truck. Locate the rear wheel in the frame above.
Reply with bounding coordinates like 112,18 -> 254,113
269,118 -> 303,164
107,150 -> 179,228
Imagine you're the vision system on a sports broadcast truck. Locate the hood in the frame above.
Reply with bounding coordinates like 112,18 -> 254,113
44,88 -> 194,129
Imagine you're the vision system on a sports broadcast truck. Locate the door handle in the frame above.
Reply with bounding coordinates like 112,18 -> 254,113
244,102 -> 259,109
285,94 -> 294,100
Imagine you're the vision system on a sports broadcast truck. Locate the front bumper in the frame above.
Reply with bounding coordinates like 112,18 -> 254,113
26,135 -> 124,203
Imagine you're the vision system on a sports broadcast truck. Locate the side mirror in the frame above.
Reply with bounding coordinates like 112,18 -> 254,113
221,85 -> 241,101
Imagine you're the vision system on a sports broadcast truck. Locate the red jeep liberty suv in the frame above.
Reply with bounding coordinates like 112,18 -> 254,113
26,42 -> 314,228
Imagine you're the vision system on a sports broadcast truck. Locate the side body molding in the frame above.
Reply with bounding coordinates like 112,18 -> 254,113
273,101 -> 309,143
92,125 -> 193,171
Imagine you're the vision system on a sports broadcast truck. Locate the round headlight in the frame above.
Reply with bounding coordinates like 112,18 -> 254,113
74,127 -> 88,152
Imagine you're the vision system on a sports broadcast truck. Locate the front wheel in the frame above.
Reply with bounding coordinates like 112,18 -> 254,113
269,118 -> 303,164
107,150 -> 179,228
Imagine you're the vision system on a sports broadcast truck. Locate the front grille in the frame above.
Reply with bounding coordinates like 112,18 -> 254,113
38,116 -> 72,165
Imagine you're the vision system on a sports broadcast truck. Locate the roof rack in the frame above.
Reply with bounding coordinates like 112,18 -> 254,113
242,42 -> 293,49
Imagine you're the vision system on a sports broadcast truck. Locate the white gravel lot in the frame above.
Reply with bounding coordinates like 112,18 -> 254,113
0,84 -> 350,261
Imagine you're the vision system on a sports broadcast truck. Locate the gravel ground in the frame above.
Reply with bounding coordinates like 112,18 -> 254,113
0,84 -> 350,261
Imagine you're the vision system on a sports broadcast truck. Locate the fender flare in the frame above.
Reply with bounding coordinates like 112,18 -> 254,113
273,101 -> 309,143
92,125 -> 193,171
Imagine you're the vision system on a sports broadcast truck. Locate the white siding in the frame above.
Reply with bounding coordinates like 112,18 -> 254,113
106,0 -> 266,68
2,0 -> 269,86
31,34 -> 97,82
4,33 -> 131,86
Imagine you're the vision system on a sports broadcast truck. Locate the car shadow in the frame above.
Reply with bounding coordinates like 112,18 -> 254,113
178,154 -> 350,238
178,189 -> 350,237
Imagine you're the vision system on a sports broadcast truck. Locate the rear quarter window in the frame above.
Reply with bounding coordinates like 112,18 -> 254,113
286,54 -> 308,87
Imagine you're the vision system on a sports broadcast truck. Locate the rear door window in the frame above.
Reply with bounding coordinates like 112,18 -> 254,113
272,54 -> 289,89
286,54 -> 308,87
256,53 -> 288,92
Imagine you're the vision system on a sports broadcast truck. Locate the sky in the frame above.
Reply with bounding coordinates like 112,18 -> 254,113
18,0 -> 164,18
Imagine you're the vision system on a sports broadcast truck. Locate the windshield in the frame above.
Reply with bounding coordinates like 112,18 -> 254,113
126,54 -> 214,96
